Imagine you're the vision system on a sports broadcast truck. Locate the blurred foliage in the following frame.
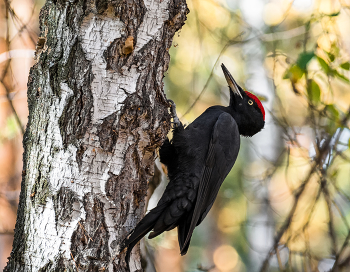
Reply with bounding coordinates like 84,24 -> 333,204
161,0 -> 350,272
0,0 -> 39,270
0,115 -> 21,143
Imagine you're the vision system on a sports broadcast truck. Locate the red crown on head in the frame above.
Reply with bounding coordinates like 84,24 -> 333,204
245,91 -> 265,120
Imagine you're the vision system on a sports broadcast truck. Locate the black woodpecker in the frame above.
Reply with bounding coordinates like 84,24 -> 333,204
120,63 -> 265,265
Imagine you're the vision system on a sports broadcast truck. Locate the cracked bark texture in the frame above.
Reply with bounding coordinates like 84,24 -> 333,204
5,0 -> 188,271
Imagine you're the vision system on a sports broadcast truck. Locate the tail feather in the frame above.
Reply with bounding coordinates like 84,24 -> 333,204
122,222 -> 154,265
178,211 -> 194,255
121,203 -> 167,265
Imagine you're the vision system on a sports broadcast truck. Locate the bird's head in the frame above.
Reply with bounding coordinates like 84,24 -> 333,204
221,63 -> 265,137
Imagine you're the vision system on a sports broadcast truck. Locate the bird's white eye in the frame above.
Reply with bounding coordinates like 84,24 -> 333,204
248,99 -> 253,105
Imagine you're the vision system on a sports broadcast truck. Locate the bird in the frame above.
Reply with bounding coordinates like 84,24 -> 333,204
120,63 -> 265,266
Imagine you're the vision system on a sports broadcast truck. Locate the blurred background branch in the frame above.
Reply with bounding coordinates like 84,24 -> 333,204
0,0 -> 39,268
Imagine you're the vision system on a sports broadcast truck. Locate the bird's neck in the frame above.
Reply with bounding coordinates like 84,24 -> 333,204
225,106 -> 241,127
227,90 -> 246,136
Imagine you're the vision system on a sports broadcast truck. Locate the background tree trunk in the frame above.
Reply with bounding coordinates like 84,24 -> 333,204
4,0 -> 188,271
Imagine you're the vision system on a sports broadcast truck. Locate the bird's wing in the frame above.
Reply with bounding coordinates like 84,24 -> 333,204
181,112 -> 240,254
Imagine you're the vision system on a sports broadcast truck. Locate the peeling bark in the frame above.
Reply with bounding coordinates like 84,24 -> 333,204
5,0 -> 188,271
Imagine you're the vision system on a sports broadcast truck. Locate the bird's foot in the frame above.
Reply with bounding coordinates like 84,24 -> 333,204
168,100 -> 181,128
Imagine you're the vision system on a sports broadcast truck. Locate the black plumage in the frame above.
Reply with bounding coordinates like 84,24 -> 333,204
120,64 -> 265,265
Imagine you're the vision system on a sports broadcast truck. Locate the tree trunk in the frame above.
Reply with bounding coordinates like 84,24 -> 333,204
5,0 -> 188,271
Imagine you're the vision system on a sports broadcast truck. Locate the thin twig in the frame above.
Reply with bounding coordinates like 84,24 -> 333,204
181,32 -> 245,117
78,221 -> 94,242
322,178 -> 338,256
70,251 -> 79,271
1,0 -> 25,135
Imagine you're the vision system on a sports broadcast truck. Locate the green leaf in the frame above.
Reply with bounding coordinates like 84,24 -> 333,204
317,56 -> 331,74
325,51 -> 335,62
326,104 -> 339,119
296,52 -> 315,71
307,79 -> 321,103
305,21 -> 311,31
328,11 -> 340,17
330,169 -> 339,178
330,42 -> 340,57
283,65 -> 304,81
325,104 -> 340,134
340,62 -> 350,70
334,70 -> 350,83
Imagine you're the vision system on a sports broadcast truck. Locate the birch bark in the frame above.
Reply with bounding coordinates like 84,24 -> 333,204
5,0 -> 188,271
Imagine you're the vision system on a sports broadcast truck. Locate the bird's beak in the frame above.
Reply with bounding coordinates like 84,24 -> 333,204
221,64 -> 243,99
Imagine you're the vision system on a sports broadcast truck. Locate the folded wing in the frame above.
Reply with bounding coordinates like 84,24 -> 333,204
179,112 -> 240,254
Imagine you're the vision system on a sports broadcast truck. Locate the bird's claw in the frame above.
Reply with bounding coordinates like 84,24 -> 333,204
168,100 -> 181,128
